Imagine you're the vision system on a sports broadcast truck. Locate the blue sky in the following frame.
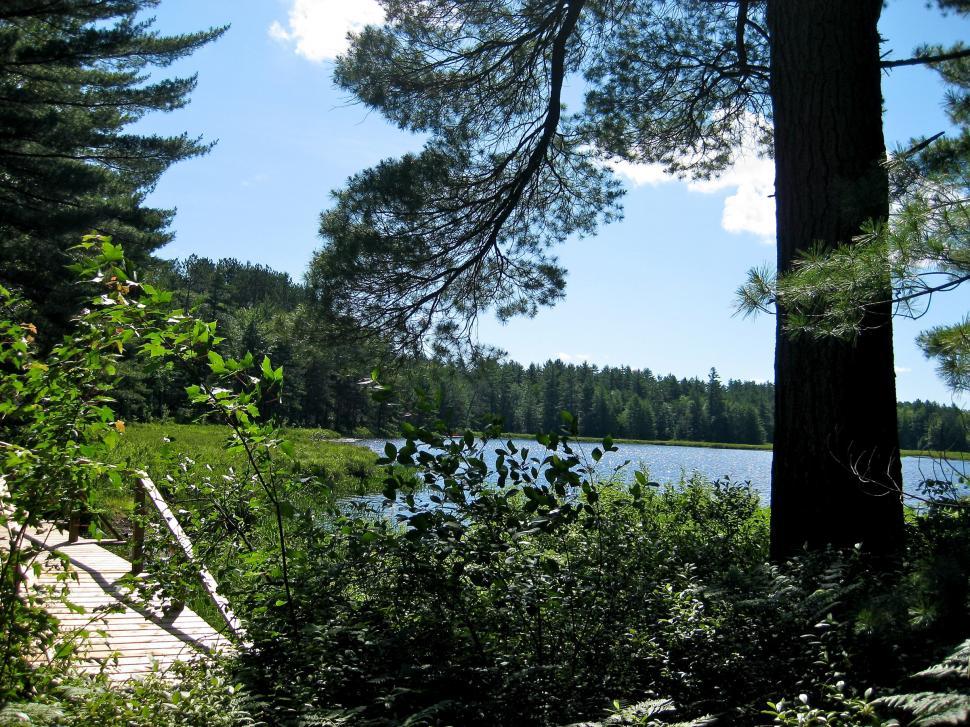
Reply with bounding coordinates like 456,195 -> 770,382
136,1 -> 969,403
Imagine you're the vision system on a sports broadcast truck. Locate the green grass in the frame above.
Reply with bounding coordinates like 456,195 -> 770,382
102,422 -> 384,501
89,423 -> 386,632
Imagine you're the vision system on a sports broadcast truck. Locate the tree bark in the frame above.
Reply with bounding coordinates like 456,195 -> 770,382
767,0 -> 904,559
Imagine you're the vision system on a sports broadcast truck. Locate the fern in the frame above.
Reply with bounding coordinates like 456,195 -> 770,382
914,640 -> 970,683
568,697 -> 716,726
877,637 -> 970,725
0,702 -> 65,726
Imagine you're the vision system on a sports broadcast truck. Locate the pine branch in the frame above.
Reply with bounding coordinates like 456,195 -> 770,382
881,48 -> 970,69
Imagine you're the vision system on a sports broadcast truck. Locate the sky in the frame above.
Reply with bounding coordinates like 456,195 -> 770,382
133,0 -> 970,403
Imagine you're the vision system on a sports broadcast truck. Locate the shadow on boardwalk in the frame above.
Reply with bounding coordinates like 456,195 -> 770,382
7,522 -> 234,682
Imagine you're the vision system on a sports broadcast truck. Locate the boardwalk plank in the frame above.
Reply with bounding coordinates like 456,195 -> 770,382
2,521 -> 235,682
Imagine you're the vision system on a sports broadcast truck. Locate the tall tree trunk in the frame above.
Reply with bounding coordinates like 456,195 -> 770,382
767,0 -> 904,559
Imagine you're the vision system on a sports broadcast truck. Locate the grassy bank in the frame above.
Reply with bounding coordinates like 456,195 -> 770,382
900,448 -> 970,460
85,423 -> 384,633
106,423 -> 384,499
105,425 -> 970,492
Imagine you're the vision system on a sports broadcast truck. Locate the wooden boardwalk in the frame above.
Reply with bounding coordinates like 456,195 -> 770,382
8,521 -> 234,682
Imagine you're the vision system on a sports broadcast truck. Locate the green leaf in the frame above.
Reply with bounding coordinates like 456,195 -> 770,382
207,350 -> 226,373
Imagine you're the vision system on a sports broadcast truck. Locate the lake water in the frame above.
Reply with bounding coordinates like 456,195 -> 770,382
354,437 -> 968,505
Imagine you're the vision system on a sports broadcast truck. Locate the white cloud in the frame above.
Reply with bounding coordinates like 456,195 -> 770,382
270,0 -> 385,62
603,158 -> 671,187
693,155 -> 775,244
895,366 -> 912,375
605,138 -> 776,244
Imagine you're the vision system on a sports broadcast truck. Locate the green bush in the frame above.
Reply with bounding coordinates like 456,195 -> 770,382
0,661 -> 259,726
233,415 -> 970,725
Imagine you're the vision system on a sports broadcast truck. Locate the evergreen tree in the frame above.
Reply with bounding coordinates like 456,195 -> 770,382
655,401 -> 673,440
0,1 -> 225,334
542,359 -> 564,431
629,397 -> 657,440
743,15 -> 970,395
706,368 -> 729,442
734,405 -> 766,445
687,391 -> 706,442
738,4 -> 969,555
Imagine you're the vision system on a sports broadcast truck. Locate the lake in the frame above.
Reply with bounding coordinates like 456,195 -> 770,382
355,437 -> 968,505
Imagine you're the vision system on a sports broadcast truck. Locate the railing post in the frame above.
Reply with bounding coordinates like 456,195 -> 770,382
67,514 -> 81,543
130,482 -> 146,575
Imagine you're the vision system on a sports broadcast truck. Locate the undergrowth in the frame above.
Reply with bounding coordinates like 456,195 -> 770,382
235,420 -> 970,726
0,660 -> 259,727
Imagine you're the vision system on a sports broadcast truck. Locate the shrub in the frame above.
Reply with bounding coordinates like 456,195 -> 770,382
237,422 -> 786,725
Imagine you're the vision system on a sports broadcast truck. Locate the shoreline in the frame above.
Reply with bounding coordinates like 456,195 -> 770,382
138,423 -> 970,461
368,431 -> 970,461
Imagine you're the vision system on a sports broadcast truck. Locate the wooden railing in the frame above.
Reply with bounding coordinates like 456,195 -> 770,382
68,477 -> 247,644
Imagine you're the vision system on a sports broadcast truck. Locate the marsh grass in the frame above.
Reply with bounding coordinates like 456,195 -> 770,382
99,423 -> 383,504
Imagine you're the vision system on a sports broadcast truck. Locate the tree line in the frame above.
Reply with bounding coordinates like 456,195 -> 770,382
109,255 -> 967,452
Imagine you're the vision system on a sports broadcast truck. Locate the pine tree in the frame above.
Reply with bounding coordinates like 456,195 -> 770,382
306,0 -> 969,556
706,368 -> 729,443
742,15 -> 970,395
734,405 -> 766,445
630,397 -> 657,440
0,0 -> 225,335
738,4 -> 970,552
